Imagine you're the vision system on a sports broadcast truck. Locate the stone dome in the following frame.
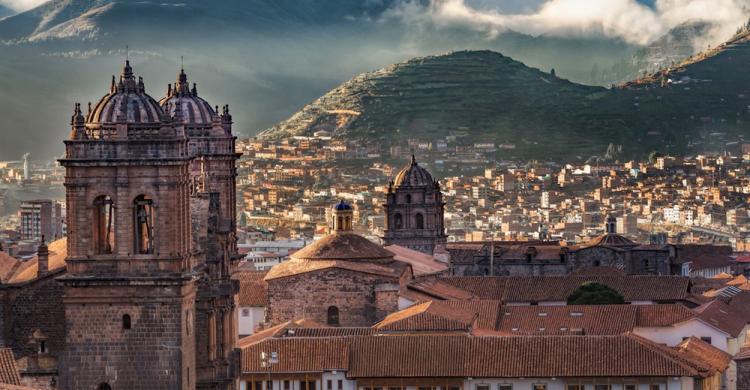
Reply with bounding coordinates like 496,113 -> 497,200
393,155 -> 435,187
87,61 -> 165,125
291,232 -> 394,262
159,69 -> 216,126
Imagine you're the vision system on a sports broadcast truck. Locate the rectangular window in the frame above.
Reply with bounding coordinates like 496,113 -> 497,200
624,385 -> 636,390
595,385 -> 610,390
268,381 -> 273,390
650,385 -> 661,390
700,337 -> 712,344
499,385 -> 512,390
567,385 -> 583,390
284,381 -> 290,390
534,384 -> 547,390
338,381 -> 343,390
476,385 -> 490,390
328,381 -> 332,390
254,382 -> 263,390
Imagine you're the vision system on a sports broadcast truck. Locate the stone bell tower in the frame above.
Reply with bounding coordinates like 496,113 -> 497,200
58,60 -> 198,389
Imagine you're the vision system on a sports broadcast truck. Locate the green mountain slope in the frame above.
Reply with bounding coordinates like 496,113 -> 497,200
260,42 -> 750,159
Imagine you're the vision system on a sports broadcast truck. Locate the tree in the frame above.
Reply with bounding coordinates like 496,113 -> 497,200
567,281 -> 625,305
550,68 -> 556,77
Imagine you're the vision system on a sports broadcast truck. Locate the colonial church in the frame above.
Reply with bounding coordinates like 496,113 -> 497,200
0,60 -> 240,389
382,156 -> 447,254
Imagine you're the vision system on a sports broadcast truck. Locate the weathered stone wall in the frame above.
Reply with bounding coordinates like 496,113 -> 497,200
267,268 -> 400,327
59,283 -> 196,390
736,358 -> 750,390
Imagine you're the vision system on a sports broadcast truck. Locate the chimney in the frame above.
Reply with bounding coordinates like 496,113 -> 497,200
37,236 -> 49,278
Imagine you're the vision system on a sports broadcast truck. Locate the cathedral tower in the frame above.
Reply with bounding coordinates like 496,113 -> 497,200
59,61 -> 198,389
160,68 -> 238,227
382,156 -> 447,254
160,66 -> 241,390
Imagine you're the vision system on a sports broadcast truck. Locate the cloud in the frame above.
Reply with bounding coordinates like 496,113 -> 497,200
0,0 -> 46,11
385,0 -> 750,46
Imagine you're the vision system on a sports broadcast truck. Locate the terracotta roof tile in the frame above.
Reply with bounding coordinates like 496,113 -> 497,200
9,238 -> 67,283
242,337 -> 350,373
0,348 -> 21,386
436,275 -> 690,303
235,271 -> 268,307
693,300 -> 748,337
384,245 -> 448,276
497,304 -> 694,335
347,334 -> 707,378
675,337 -> 732,373
374,301 -> 477,332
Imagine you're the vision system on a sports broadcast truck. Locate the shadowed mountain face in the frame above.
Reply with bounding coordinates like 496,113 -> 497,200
0,5 -> 13,18
260,40 -> 750,160
0,0 -> 738,159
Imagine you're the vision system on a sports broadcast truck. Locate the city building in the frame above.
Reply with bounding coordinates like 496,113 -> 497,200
18,200 -> 61,242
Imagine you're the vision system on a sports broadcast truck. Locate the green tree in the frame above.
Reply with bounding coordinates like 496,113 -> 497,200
567,281 -> 625,305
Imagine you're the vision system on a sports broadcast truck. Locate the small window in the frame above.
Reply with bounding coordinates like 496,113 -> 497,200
595,385 -> 611,390
284,381 -> 291,390
394,213 -> 403,229
327,306 -> 340,326
624,385 -> 636,390
268,381 -> 273,390
38,340 -> 47,354
406,194 -> 412,204
650,385 -> 660,390
98,384 -> 112,390
567,386 -> 583,390
499,385 -> 512,390
415,213 -> 424,229
122,314 -> 131,330
701,337 -> 712,344
337,380 -> 342,390
327,381 -> 332,390
534,385 -> 547,390
477,385 -> 490,390
242,308 -> 251,317
93,195 -> 115,254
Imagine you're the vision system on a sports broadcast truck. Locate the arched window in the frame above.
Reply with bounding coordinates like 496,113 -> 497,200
327,306 -> 340,326
394,213 -> 403,229
415,213 -> 424,229
98,383 -> 112,390
405,194 -> 412,204
122,314 -> 131,330
93,195 -> 114,254
336,216 -> 343,230
133,195 -> 154,254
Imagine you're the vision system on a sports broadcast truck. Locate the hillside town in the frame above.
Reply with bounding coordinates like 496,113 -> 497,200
0,62 -> 747,390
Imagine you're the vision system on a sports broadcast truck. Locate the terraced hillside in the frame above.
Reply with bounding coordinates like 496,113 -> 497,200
261,43 -> 750,159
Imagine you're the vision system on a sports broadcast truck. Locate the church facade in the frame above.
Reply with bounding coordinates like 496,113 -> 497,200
0,60 -> 241,390
382,156 -> 447,254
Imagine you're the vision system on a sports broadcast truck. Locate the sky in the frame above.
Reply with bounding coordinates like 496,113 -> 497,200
385,0 -> 750,46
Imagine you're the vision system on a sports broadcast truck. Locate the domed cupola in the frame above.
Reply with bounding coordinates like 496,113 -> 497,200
159,68 -> 217,128
393,155 -> 436,188
87,60 -> 165,126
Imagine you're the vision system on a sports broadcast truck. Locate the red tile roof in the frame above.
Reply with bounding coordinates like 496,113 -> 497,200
693,300 -> 748,337
0,348 -> 21,386
241,337 -> 351,373
235,271 -> 268,307
675,337 -> 732,373
347,334 -> 711,378
497,304 -> 695,335
265,258 -> 408,281
374,301 -> 477,332
434,275 -> 690,303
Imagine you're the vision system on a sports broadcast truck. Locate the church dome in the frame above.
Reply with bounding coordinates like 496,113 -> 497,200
393,155 -> 435,187
291,232 -> 394,262
333,200 -> 353,211
87,61 -> 164,125
159,69 -> 216,126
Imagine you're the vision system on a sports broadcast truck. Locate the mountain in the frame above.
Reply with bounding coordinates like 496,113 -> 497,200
0,0 -> 739,159
0,5 -> 13,19
259,41 -> 750,159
